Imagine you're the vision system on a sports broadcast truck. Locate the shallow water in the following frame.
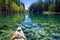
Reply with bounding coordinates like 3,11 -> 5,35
17,13 -> 60,40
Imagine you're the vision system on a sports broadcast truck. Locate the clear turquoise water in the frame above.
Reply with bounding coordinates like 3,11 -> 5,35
17,14 -> 60,40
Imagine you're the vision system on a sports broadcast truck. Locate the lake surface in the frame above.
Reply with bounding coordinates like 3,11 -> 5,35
17,13 -> 60,40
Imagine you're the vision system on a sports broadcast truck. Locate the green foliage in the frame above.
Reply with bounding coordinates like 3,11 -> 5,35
11,2 -> 19,12
49,4 -> 55,11
19,4 -> 24,12
29,2 -> 43,14
29,0 -> 60,14
0,0 -> 25,15
0,0 -> 2,4
5,0 -> 9,6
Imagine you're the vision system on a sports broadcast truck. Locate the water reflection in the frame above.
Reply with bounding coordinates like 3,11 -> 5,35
20,15 -> 39,28
24,15 -> 32,23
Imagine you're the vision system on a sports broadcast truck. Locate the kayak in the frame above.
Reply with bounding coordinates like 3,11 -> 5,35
10,27 -> 27,40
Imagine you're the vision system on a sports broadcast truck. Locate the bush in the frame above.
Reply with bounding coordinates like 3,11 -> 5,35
49,4 -> 55,11
11,2 -> 19,12
19,4 -> 24,13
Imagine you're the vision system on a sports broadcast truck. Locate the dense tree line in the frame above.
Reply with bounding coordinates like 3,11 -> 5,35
29,0 -> 60,14
0,0 -> 25,15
